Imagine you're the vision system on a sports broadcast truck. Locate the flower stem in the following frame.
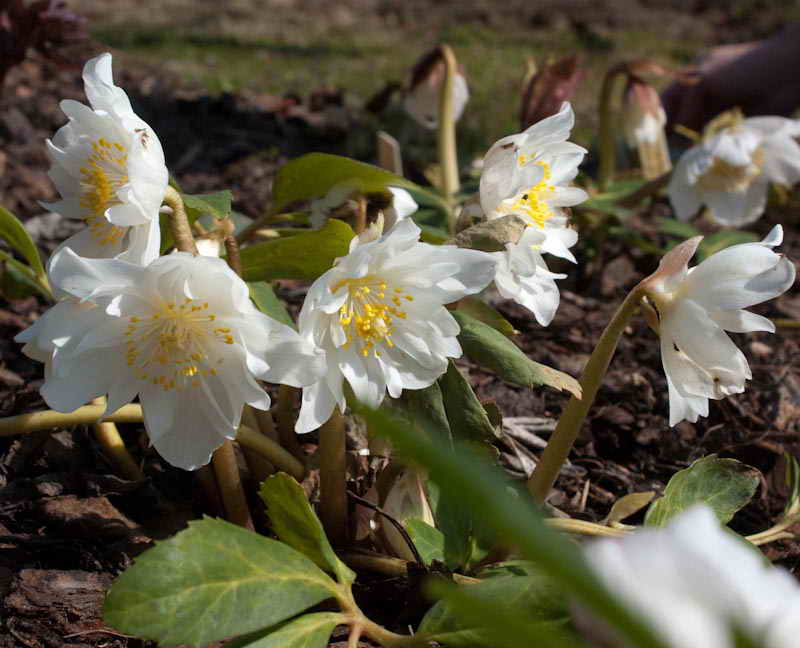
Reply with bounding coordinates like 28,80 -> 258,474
0,405 -> 305,479
212,439 -> 254,529
527,286 -> 645,504
597,63 -> 627,192
437,44 -> 460,232
163,186 -> 198,255
275,384 -> 305,460
223,234 -> 242,275
90,397 -> 143,481
319,408 -> 348,546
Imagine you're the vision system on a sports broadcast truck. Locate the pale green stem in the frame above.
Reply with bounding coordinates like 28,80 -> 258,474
527,286 -> 645,503
437,44 -> 460,232
163,185 -> 198,254
0,404 -> 304,479
319,408 -> 348,546
773,318 -> 800,329
597,63 -> 627,193
90,397 -> 143,481
212,439 -> 254,529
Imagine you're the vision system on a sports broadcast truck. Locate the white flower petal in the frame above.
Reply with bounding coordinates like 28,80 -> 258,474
704,179 -> 768,227
296,380 -> 339,434
708,310 -> 775,334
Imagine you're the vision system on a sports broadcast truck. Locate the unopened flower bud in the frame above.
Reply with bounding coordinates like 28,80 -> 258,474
403,45 -> 469,129
519,56 -> 583,130
622,76 -> 671,179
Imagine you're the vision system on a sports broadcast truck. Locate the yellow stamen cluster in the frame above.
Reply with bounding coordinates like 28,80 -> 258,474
332,275 -> 414,358
507,160 -> 556,229
696,147 -> 765,193
79,138 -> 128,246
124,297 -> 233,391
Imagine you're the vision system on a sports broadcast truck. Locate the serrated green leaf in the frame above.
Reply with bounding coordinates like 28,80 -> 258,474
452,312 -> 581,398
657,217 -> 700,239
406,518 -> 446,564
225,612 -> 344,648
240,219 -> 354,282
421,568 -> 568,636
439,360 -> 500,444
104,517 -> 339,647
248,281 -> 296,330
357,406 -> 670,648
697,231 -> 760,261
456,297 -> 517,338
259,473 -> 355,585
0,205 -> 46,281
644,455 -> 760,527
271,152 -> 444,214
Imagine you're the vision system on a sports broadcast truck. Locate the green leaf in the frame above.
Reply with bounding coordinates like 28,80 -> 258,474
240,219 -> 354,282
405,518 -> 446,564
421,579 -> 582,648
434,487 -> 474,570
439,360 -> 500,444
271,152 -> 444,214
104,517 -> 339,647
248,281 -> 296,329
580,179 -> 646,217
356,406 -> 670,648
456,297 -> 517,338
259,473 -> 355,585
657,217 -> 700,239
451,214 -> 527,252
452,312 -> 581,398
225,612 -> 344,648
644,455 -> 760,527
0,205 -> 46,281
1,261 -> 41,298
160,190 -> 233,252
389,382 -> 452,444
601,491 -> 656,526
697,231 -> 760,261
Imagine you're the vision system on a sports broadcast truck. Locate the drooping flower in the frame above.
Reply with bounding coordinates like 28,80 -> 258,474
295,218 -> 496,433
44,52 -> 168,265
310,185 -> 418,232
519,55 -> 583,131
622,76 -> 671,179
15,250 -> 326,469
403,45 -> 469,130
480,102 -> 587,322
669,114 -> 800,227
642,225 -> 795,426
585,505 -> 800,648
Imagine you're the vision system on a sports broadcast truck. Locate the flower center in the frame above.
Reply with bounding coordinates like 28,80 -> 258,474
696,147 -> 764,193
331,275 -> 414,357
124,298 -> 234,391
79,137 -> 129,246
503,161 -> 556,228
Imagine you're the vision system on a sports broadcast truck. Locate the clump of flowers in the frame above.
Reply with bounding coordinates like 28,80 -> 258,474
44,53 -> 168,264
669,112 -> 800,226
295,218 -> 495,432
642,225 -> 795,426
16,249 -> 325,469
480,102 -> 587,324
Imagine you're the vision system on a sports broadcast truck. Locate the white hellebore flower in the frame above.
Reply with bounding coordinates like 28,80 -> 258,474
586,505 -> 800,648
481,102 -> 587,324
669,115 -> 800,227
44,52 -> 168,265
310,185 -> 418,232
15,250 -> 325,470
295,218 -> 496,432
643,225 -> 794,426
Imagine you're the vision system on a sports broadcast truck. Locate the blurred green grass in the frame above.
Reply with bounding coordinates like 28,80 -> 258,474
95,22 -> 702,158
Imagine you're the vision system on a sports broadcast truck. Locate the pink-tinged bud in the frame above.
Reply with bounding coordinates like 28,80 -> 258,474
622,76 -> 671,178
403,45 -> 469,129
519,56 -> 583,130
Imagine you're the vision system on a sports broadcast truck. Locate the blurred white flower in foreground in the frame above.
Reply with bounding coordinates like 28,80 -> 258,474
586,506 -> 800,648
16,251 -> 325,469
643,225 -> 794,426
44,52 -> 168,264
295,218 -> 496,432
403,46 -> 469,129
310,185 -> 417,232
480,102 -> 587,324
669,116 -> 800,227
